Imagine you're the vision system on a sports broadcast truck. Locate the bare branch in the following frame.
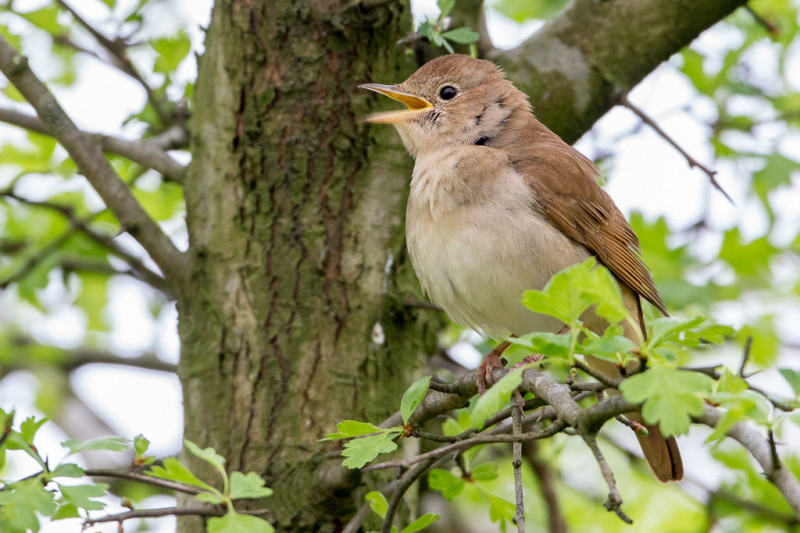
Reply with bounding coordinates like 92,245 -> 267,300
54,0 -> 171,123
698,404 -> 800,517
0,106 -> 186,182
9,337 -> 176,373
618,92 -> 733,203
524,441 -> 568,533
381,457 -> 437,533
85,505 -> 272,526
83,468 -> 203,496
738,336 -> 753,377
1,190 -> 175,297
0,36 -> 190,284
582,435 -> 632,524
511,407 -> 526,533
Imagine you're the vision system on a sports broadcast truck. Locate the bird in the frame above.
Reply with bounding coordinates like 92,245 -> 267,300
359,54 -> 682,482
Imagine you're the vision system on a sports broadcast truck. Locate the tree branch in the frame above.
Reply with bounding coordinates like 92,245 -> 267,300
698,405 -> 800,518
618,92 -> 733,203
493,0 -> 748,143
9,337 -> 176,373
0,106 -> 186,182
0,36 -> 190,285
84,505 -> 272,526
511,407 -> 526,532
54,0 -> 171,123
0,190 -> 175,297
582,434 -> 632,524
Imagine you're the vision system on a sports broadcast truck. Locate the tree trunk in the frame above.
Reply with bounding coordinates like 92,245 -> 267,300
179,1 -> 433,530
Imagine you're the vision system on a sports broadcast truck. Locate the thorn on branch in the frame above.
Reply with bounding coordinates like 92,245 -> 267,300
615,415 -> 649,437
617,91 -> 734,204
582,435 -> 633,524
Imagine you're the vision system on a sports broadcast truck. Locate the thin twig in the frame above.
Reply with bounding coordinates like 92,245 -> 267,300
615,415 -> 648,437
511,407 -> 525,533
524,441 -> 567,533
342,501 -> 374,533
0,36 -> 189,284
573,359 -> 621,388
0,106 -> 186,182
0,191 -> 174,296
381,456 -> 443,533
363,419 -> 566,472
618,92 -> 733,203
581,435 -> 632,524
738,336 -> 753,377
83,468 -> 204,496
54,0 -> 170,123
84,505 -> 273,525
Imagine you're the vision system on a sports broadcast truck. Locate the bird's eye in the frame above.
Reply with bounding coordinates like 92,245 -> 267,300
439,85 -> 458,100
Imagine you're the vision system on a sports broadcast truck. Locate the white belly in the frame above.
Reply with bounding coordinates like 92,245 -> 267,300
406,152 -> 590,340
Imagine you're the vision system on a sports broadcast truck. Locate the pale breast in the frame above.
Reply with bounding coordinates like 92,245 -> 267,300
406,146 -> 590,339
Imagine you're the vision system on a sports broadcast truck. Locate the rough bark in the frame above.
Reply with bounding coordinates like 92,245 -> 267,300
179,1 -> 436,531
495,0 -> 748,143
177,0 -> 751,531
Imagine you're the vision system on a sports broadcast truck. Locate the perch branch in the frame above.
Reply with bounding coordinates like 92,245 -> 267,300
511,407 -> 526,532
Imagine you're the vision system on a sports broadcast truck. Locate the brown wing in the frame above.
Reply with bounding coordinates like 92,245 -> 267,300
500,119 -> 668,315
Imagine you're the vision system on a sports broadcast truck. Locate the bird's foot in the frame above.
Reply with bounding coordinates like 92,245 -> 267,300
476,341 -> 511,395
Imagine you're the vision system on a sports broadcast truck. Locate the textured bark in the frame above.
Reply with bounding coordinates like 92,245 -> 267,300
495,0 -> 748,143
176,0 -> 749,531
179,1 -> 436,531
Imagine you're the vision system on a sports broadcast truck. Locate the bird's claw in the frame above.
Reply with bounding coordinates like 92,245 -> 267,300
476,349 -> 505,395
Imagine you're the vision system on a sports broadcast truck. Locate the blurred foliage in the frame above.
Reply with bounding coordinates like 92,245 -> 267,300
0,0 -> 797,532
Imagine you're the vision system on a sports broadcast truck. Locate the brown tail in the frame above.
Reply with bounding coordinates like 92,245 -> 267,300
582,284 -> 684,482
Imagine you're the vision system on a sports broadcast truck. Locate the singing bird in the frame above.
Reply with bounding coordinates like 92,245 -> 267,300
360,54 -> 682,482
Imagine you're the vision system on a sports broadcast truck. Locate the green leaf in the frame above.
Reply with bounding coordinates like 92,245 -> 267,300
580,328 -> 637,361
493,0 -> 569,22
401,513 -> 440,533
401,376 -> 431,425
428,469 -> 465,500
442,27 -> 480,44
62,436 -> 129,455
58,483 -> 108,511
50,463 -> 84,478
470,462 -> 498,482
487,495 -> 516,525
207,510 -> 275,533
228,471 -> 273,500
51,503 -> 80,521
470,365 -> 528,429
437,0 -> 455,18
0,478 -> 57,532
620,367 -> 714,437
522,258 -> 628,327
715,368 -> 748,394
365,491 -> 388,518
151,30 -> 192,74
196,492 -> 225,505
184,440 -> 228,491
510,332 -> 572,358
19,416 -> 48,444
736,318 -> 780,367
341,432 -> 399,469
134,434 -> 151,457
322,420 -> 386,440
147,457 -> 216,492
778,368 -> 800,397
705,391 -> 771,443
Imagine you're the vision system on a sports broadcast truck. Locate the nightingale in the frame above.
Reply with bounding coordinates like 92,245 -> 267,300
360,54 -> 682,482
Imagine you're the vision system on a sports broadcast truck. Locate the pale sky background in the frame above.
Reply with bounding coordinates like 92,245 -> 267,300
0,0 -> 799,531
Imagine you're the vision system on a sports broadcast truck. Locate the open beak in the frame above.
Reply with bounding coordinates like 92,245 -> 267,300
359,83 -> 432,124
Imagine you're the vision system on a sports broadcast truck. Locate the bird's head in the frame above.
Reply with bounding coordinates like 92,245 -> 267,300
360,54 -> 529,157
